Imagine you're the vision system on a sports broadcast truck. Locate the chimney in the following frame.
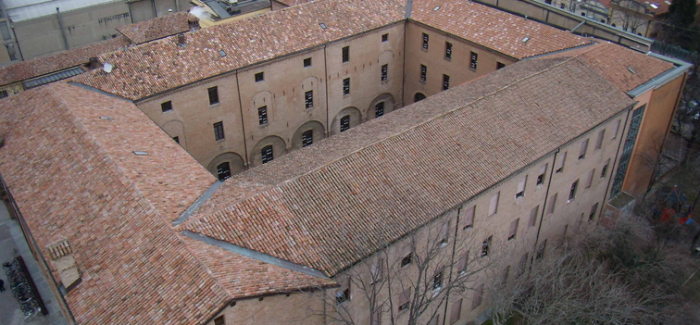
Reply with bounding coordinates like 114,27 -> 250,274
178,33 -> 186,47
87,57 -> 101,70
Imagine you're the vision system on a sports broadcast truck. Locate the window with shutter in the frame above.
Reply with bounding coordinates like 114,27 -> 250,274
556,152 -> 567,173
481,236 -> 491,257
596,129 -> 605,149
381,64 -> 388,81
258,106 -> 268,125
463,205 -> 475,229
470,51 -> 478,70
340,115 -> 350,132
375,102 -> 385,118
457,251 -> 468,276
445,42 -> 452,59
488,192 -> 499,216
471,284 -> 483,309
433,269 -> 443,290
439,221 -> 449,247
420,64 -> 427,82
586,169 -> 595,188
422,33 -> 429,50
401,245 -> 412,267
549,193 -> 558,214
508,218 -> 519,241
343,78 -> 350,95
442,74 -> 450,91
450,299 -> 463,324
305,91 -> 313,109
568,180 -> 578,201
579,139 -> 589,159
398,288 -> 411,311
261,146 -> 274,164
612,120 -> 621,139
537,164 -> 547,185
601,158 -> 610,178
590,202 -> 599,221
516,176 -> 527,198
530,205 -> 539,226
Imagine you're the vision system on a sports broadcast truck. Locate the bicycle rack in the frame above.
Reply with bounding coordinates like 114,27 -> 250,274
3,256 -> 48,316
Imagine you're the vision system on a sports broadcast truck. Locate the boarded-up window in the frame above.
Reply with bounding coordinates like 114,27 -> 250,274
530,205 -> 539,227
463,205 -> 475,229
537,164 -> 547,185
516,176 -> 527,198
579,139 -> 589,159
488,192 -> 500,216
586,169 -> 595,188
398,288 -> 411,311
508,218 -> 519,240
612,120 -> 621,139
457,251 -> 469,275
471,284 -> 483,309
549,193 -> 558,214
451,299 -> 463,324
556,152 -> 566,173
596,129 -> 605,149
569,180 -> 578,201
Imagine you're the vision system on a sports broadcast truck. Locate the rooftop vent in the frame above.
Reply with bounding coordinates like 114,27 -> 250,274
319,23 -> 327,30
627,66 -> 637,74
522,37 -> 530,43
133,151 -> 149,156
219,49 -> 226,57
178,33 -> 186,47
47,240 -> 81,291
102,62 -> 113,73
433,6 -> 441,11
99,116 -> 113,121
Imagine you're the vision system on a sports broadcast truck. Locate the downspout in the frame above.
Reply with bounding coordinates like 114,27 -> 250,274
56,8 -> 69,51
9,25 -> 24,61
176,0 -> 181,12
530,150 -> 559,268
151,0 -> 158,18
323,45 -> 330,137
234,72 -> 250,168
440,208 -> 462,325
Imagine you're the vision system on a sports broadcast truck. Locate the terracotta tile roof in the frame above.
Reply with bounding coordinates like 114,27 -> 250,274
274,0 -> 317,6
0,36 -> 130,87
538,42 -> 675,93
72,0 -> 407,100
117,12 -> 193,45
181,58 -> 636,276
410,0 -> 592,59
0,83 -> 229,324
184,237 -> 337,299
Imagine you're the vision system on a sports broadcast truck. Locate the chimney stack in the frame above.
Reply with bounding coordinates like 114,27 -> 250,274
178,33 -> 186,47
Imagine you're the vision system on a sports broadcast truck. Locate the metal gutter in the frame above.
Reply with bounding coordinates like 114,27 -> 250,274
627,52 -> 693,98
172,180 -> 225,226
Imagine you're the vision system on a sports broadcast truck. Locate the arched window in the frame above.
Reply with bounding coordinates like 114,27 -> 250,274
261,146 -> 274,164
217,162 -> 231,181
414,93 -> 426,103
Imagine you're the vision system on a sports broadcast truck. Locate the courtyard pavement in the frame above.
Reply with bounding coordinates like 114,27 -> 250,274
0,202 -> 67,325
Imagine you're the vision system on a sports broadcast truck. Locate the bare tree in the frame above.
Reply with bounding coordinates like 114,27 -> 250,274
610,0 -> 653,34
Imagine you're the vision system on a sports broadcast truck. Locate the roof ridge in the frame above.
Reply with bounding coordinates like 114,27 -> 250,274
180,58 -> 596,228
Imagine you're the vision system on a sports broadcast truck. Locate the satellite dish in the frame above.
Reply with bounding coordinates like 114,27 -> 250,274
103,62 -> 113,73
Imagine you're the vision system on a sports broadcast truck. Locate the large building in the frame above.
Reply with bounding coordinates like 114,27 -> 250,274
0,0 -> 690,324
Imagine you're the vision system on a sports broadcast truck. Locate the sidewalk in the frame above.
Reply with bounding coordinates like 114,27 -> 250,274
0,202 -> 67,325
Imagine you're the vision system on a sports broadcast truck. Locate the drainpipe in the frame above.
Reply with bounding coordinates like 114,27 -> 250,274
175,0 -> 181,12
151,0 -> 158,18
56,8 -> 69,51
531,149 -> 559,268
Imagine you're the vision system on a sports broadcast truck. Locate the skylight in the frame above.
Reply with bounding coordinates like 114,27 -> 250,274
433,6 -> 441,11
627,66 -> 637,74
522,37 -> 530,43
133,151 -> 149,156
219,50 -> 226,57
319,23 -> 327,30
650,3 -> 659,8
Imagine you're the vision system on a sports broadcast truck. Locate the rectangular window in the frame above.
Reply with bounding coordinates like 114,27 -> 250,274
445,42 -> 452,59
555,152 -> 566,173
457,251 -> 469,275
304,57 -> 312,67
569,180 -> 578,201
590,202 -> 599,221
213,121 -> 225,141
463,205 -> 475,229
261,146 -> 274,164
340,115 -> 350,132
255,72 -> 264,82
481,236 -> 492,257
335,277 -> 351,305
502,265 -> 510,287
518,253 -> 528,276
214,316 -> 225,325
398,288 -> 411,311
217,162 -> 231,181
442,74 -> 450,91
596,129 -> 605,150
258,106 -> 268,125
537,164 -> 547,185
342,46 -> 350,62
470,51 -> 478,70
471,284 -> 483,309
420,64 -> 427,82
422,33 -> 429,50
305,90 -> 313,109
601,158 -> 610,178
508,218 -> 519,241
172,136 -> 179,144
516,176 -> 527,198
433,269 -> 443,290
579,139 -> 589,159
343,78 -> 350,95
530,205 -> 539,226
497,62 -> 505,69
382,33 -> 388,42
161,101 -> 172,113
612,120 -> 621,139
0,90 -> 7,99
302,130 -> 313,147
381,64 -> 388,81
375,102 -> 385,118
549,193 -> 558,214
488,192 -> 500,216
586,169 -> 595,188
208,86 -> 219,105
451,299 -> 463,324
439,221 -> 449,247
401,245 -> 412,267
